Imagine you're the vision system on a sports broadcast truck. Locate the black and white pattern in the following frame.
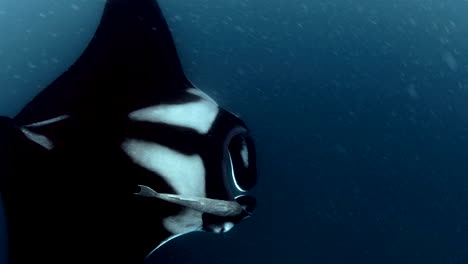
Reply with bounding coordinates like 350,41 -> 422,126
0,0 -> 257,263
121,88 -> 256,236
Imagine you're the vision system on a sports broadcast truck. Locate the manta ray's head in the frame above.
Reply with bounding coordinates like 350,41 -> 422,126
121,87 -> 257,239
6,87 -> 257,261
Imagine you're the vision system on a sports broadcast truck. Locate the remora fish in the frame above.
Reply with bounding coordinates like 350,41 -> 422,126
0,0 -> 257,263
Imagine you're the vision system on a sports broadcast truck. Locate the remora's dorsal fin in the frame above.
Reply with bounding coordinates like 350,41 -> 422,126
15,0 -> 192,125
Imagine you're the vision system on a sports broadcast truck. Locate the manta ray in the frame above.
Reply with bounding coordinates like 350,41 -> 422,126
0,0 -> 257,263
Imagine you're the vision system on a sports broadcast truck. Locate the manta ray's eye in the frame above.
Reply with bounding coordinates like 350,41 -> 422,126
226,133 -> 257,192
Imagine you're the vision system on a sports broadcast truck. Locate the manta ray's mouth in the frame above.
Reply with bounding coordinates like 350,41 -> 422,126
222,131 -> 257,211
134,185 -> 245,217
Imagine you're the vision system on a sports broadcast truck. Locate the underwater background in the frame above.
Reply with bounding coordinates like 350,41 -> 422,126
2,0 -> 468,263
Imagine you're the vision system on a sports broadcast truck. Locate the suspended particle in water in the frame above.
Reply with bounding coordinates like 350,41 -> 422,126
407,84 -> 419,99
27,61 -> 37,69
442,51 -> 458,72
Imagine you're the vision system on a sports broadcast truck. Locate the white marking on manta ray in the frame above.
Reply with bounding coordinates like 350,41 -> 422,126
128,98 -> 218,134
240,139 -> 249,168
187,88 -> 217,105
146,231 -> 198,260
24,115 -> 69,128
223,222 -> 235,232
121,139 -> 206,197
207,221 -> 235,234
19,115 -> 70,150
228,152 -> 247,193
122,140 -> 208,236
20,128 -> 54,150
163,208 -> 203,235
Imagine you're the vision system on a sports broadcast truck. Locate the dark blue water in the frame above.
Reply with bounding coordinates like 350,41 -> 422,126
2,0 -> 468,263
